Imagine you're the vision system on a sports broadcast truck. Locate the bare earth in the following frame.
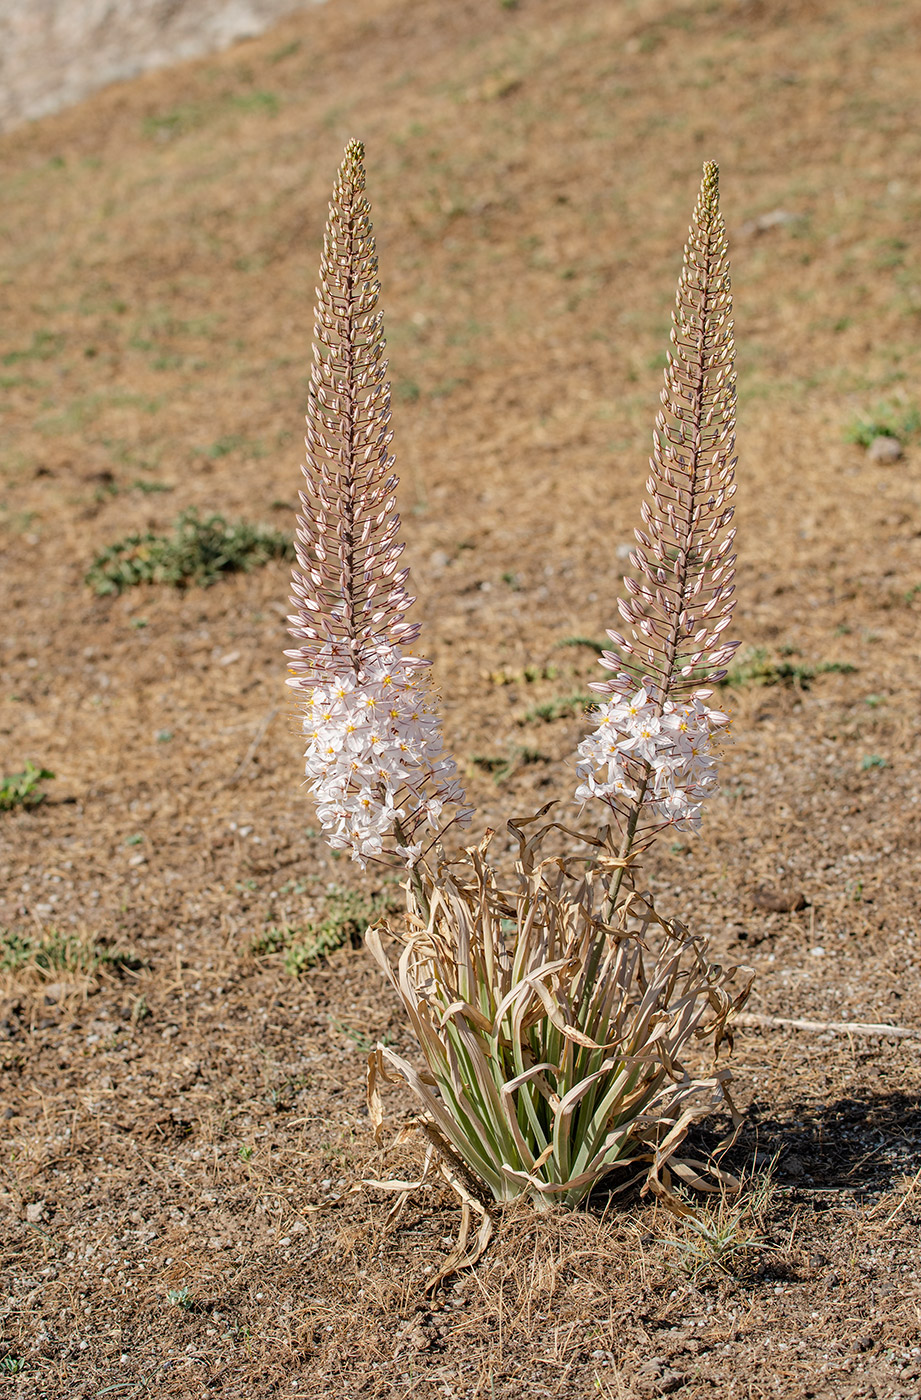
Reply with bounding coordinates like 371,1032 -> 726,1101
1,0 -> 920,1396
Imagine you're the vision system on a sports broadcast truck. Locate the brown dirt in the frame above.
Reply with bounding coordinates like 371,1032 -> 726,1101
1,0 -> 921,1395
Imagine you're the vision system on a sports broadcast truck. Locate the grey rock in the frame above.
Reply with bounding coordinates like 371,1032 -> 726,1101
639,1370 -> 686,1396
739,209 -> 803,238
867,434 -> 903,463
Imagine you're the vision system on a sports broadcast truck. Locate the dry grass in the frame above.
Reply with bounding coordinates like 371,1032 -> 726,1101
2,0 -> 921,1395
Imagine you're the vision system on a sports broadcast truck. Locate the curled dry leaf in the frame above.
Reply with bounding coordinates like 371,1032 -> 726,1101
366,815 -> 753,1210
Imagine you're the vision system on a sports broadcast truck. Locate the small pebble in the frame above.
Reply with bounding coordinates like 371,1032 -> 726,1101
867,434 -> 902,463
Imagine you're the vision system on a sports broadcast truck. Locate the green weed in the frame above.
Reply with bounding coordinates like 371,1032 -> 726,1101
231,92 -> 280,116
85,507 -> 293,595
329,1018 -> 391,1054
519,693 -> 596,724
0,927 -> 141,977
143,91 -> 280,142
251,888 -> 399,974
471,745 -> 547,784
270,40 -> 301,63
554,636 -> 607,654
196,434 -> 263,460
662,1164 -> 776,1279
721,647 -> 856,690
0,761 -> 54,811
845,401 -> 920,447
0,329 -> 63,365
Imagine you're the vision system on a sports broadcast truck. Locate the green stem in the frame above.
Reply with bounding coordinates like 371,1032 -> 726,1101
604,772 -> 648,921
393,815 -> 431,923
579,774 -> 649,1030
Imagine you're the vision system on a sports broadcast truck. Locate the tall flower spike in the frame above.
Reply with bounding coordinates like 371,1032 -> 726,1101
285,142 -> 471,866
287,138 -> 417,677
576,162 -> 738,845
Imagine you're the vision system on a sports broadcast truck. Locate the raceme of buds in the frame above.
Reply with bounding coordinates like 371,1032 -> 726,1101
579,162 -> 738,845
285,141 -> 471,864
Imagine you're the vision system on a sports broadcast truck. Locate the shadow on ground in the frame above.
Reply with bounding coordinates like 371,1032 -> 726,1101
714,1091 -> 921,1196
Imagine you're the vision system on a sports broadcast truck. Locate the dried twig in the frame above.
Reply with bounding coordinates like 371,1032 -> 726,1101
736,1012 -> 921,1040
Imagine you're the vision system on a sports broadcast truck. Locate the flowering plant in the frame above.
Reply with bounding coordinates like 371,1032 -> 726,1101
286,143 -> 752,1244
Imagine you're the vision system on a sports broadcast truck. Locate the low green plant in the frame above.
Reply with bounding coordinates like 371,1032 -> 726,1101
86,507 -> 293,595
721,646 -> 855,689
662,1163 -> 776,1278
251,888 -> 399,973
0,329 -> 62,365
845,401 -> 920,447
554,636 -> 606,654
519,694 -> 596,724
330,1017 -> 388,1054
0,761 -> 54,811
144,106 -> 202,140
132,478 -> 173,494
166,1286 -> 194,1310
470,746 -> 547,784
231,92 -> 280,116
0,927 -> 140,977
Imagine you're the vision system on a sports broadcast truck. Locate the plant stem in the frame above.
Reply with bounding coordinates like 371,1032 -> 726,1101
578,774 -> 649,1031
604,771 -> 648,921
394,815 -> 431,922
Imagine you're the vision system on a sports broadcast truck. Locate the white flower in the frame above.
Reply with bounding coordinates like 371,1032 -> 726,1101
288,642 -> 471,867
575,686 -> 725,832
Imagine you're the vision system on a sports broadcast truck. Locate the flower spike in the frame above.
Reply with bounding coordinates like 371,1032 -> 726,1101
577,162 -> 738,846
285,142 -> 472,866
287,138 -> 417,677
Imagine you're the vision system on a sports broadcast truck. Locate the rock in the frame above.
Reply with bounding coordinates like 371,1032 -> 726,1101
739,209 -> 803,237
751,886 -> 807,913
638,1369 -> 686,1396
867,434 -> 903,463
25,1200 -> 46,1223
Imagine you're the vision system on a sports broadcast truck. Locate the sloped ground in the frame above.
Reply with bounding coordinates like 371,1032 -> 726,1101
1,0 -> 920,1395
